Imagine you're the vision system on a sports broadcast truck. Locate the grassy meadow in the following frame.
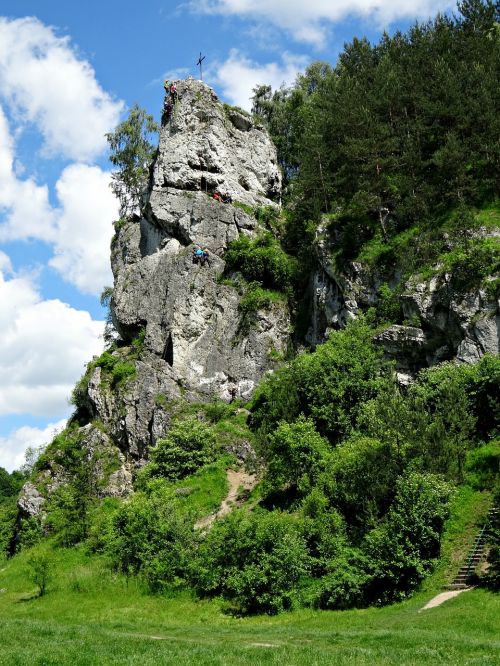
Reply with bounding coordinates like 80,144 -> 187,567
1,494 -> 499,666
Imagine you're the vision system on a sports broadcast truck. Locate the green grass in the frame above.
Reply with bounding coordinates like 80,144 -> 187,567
0,545 -> 499,665
1,481 -> 499,664
421,486 -> 492,593
169,456 -> 231,519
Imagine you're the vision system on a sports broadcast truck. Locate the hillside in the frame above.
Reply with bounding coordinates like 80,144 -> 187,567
0,2 -> 499,653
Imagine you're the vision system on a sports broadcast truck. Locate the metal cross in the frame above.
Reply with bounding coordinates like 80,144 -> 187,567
196,52 -> 206,81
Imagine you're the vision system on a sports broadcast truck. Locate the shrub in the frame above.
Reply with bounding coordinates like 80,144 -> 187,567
109,490 -> 195,592
265,416 -> 330,495
194,510 -> 309,615
26,550 -> 52,597
365,472 -> 452,603
146,418 -> 217,481
324,435 -> 400,535
313,550 -> 373,610
224,232 -> 297,294
251,319 -> 389,443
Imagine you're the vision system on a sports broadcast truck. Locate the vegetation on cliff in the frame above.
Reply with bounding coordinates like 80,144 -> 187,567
1,0 -> 499,627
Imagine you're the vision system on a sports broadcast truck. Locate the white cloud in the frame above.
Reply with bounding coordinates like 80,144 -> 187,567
0,420 -> 66,472
0,16 -> 123,162
0,105 -> 118,295
211,50 -> 308,110
0,106 -> 55,242
191,0 -> 455,47
50,164 -> 118,294
0,262 -> 104,418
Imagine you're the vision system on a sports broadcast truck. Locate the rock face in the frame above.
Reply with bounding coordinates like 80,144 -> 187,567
154,78 -> 281,207
93,79 -> 288,459
309,220 -> 499,373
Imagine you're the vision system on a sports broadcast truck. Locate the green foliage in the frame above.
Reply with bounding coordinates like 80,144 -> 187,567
194,510 -> 309,615
374,283 -> 404,325
224,231 -> 298,294
251,319 -> 388,443
222,102 -> 251,118
264,416 -> 330,495
145,418 -> 217,481
106,104 -> 159,217
465,439 -> 500,490
365,472 -> 452,603
109,490 -> 196,592
484,487 -> 500,590
237,283 -> 284,335
26,549 -> 52,597
0,467 -> 23,501
232,200 -> 254,215
323,435 -> 399,535
261,4 -> 500,229
0,497 -> 17,558
94,351 -> 136,388
312,549 -> 373,610
32,427 -> 96,547
466,354 -> 500,440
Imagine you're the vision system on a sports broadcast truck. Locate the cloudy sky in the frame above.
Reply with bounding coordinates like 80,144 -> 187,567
0,0 -> 455,470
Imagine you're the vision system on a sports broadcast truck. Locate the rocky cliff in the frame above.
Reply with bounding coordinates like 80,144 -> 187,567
18,78 -> 499,517
98,79 -> 289,455
19,79 -> 290,514
309,220 -> 499,380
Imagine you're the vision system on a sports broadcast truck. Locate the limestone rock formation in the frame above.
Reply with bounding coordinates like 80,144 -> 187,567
19,79 -> 289,511
86,79 -> 288,458
309,220 -> 499,373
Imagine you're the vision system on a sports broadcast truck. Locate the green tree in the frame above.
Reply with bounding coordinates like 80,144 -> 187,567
265,416 -> 330,494
109,490 -> 196,592
194,510 -> 309,615
26,550 -> 52,597
251,319 -> 388,443
106,104 -> 159,217
365,472 -> 452,602
145,418 -> 217,481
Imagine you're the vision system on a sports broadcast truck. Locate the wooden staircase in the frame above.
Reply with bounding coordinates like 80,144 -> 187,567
448,505 -> 498,590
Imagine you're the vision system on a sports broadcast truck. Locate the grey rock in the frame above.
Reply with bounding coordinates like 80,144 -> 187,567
18,482 -> 45,518
153,79 -> 281,207
374,325 -> 427,372
89,78 -> 290,461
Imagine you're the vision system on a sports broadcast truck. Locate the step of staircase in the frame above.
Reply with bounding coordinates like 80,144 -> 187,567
447,504 -> 497,590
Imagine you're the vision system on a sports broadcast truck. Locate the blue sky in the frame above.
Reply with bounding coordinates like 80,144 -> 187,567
0,0 -> 456,470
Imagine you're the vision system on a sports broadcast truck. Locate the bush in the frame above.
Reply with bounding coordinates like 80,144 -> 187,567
324,435 -> 400,535
365,472 -> 452,603
194,510 -> 309,615
238,283 -> 283,335
0,497 -> 17,558
251,319 -> 389,443
313,550 -> 373,610
26,550 -> 52,597
109,490 -> 196,592
224,232 -> 297,294
265,416 -> 330,495
146,418 -> 217,481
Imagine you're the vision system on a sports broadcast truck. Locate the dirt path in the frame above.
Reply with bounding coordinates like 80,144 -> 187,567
419,587 -> 473,611
195,469 -> 257,530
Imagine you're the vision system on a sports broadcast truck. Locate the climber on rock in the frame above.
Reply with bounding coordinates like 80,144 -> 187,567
212,191 -> 222,202
202,249 -> 211,266
170,83 -> 178,103
222,192 -> 233,204
193,247 -> 204,264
